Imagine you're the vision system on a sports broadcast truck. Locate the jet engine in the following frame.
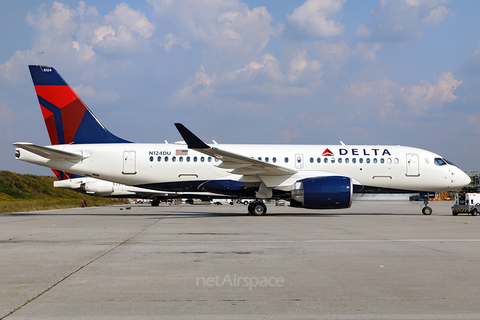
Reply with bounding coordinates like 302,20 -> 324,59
291,176 -> 352,209
80,181 -> 114,195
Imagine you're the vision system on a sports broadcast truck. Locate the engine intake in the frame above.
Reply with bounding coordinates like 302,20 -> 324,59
291,176 -> 352,209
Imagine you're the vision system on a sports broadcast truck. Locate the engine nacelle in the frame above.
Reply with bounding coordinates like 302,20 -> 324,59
80,181 -> 114,195
291,176 -> 352,209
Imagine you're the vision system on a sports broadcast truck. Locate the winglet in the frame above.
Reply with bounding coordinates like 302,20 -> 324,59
174,123 -> 210,149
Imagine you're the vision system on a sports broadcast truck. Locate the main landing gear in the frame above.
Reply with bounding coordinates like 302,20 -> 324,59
422,198 -> 432,215
248,201 -> 267,215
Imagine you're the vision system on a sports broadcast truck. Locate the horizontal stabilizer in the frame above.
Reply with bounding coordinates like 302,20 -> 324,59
13,142 -> 87,161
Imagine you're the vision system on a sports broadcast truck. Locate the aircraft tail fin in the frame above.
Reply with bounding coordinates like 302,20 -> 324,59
28,65 -> 130,145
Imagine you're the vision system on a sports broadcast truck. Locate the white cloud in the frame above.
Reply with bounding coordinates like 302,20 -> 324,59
402,72 -> 462,114
174,66 -> 217,103
347,78 -> 400,118
0,50 -> 39,84
104,3 -> 154,39
161,34 -> 191,51
148,0 -> 278,54
353,0 -> 450,43
283,0 -> 345,40
343,72 -> 462,118
94,25 -> 116,43
422,5 -> 450,25
0,103 -> 14,124
287,50 -> 322,82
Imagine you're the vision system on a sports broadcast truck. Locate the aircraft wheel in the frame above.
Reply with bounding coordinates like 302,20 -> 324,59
151,200 -> 160,207
422,206 -> 432,215
247,202 -> 255,214
249,201 -> 267,216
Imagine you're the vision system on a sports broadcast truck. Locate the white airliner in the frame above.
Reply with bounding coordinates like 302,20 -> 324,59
14,65 -> 470,215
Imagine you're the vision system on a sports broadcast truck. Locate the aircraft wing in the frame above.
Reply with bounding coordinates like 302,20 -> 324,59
13,142 -> 87,161
174,124 -> 297,176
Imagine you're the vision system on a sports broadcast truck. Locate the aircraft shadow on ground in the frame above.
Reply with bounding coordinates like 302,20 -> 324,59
2,209 -> 418,218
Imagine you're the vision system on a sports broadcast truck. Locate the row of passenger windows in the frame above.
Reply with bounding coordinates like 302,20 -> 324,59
308,157 -> 400,164
149,156 -> 219,163
148,155 -> 399,164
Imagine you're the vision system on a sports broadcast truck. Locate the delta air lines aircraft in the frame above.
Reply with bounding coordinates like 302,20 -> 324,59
14,65 -> 471,215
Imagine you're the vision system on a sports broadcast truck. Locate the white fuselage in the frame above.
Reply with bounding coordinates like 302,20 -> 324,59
16,142 -> 470,194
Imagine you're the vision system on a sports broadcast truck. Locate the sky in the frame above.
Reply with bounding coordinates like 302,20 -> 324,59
1,0 -> 480,176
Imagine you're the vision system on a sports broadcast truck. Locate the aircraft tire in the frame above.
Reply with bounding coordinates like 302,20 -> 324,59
249,201 -> 267,216
247,202 -> 255,214
151,200 -> 160,207
422,206 -> 432,215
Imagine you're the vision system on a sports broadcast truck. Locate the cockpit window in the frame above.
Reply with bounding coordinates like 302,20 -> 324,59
443,158 -> 457,166
434,158 -> 446,166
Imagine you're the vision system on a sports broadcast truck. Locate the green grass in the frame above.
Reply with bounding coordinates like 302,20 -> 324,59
0,171 -> 122,214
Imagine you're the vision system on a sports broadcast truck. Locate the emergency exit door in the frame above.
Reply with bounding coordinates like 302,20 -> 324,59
295,153 -> 304,169
123,151 -> 136,174
406,154 -> 419,177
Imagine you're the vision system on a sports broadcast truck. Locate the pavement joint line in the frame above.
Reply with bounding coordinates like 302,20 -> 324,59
0,207 -> 176,320
120,239 -> 480,243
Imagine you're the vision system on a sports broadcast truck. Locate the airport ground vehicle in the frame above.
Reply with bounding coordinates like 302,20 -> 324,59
451,193 -> 480,215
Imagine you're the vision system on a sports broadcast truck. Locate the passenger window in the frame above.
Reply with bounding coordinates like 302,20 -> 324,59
380,158 -> 384,164
352,158 -> 356,163
157,156 -> 161,162
345,158 -> 349,163
310,157 -> 314,163
194,156 -> 197,162
149,156 -> 153,162
324,158 -> 328,163
273,157 -> 277,163
338,158 -> 342,163
172,156 -> 176,162
373,158 -> 377,164
179,156 -> 183,162
387,158 -> 392,164
215,158 -> 219,162
186,156 -> 190,162
285,157 -> 289,163
258,157 -> 262,161
366,158 -> 370,164
201,157 -> 205,162
164,156 -> 169,162
317,157 -> 321,163
331,157 -> 335,163
208,157 -> 212,162
359,158 -> 363,164
265,157 -> 269,162
394,158 -> 399,164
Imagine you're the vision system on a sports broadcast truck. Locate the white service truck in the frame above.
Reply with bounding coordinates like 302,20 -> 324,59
451,193 -> 480,216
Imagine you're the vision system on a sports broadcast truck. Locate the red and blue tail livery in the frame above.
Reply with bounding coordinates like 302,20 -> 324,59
28,65 -> 130,145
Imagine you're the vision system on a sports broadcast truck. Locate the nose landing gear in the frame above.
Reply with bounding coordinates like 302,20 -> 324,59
422,198 -> 432,215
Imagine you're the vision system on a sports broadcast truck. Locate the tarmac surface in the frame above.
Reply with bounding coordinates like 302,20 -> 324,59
1,201 -> 480,320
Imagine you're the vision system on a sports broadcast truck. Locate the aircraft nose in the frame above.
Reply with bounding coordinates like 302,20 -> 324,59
458,170 -> 471,188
